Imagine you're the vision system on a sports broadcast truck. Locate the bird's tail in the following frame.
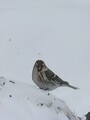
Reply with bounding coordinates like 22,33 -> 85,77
67,84 -> 79,90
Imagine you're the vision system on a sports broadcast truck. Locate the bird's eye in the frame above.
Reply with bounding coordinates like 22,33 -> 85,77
41,65 -> 43,68
36,63 -> 38,66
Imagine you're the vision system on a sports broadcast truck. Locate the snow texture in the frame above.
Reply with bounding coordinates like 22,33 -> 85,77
0,77 -> 82,120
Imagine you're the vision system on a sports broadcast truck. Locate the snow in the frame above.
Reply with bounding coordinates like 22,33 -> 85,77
0,0 -> 90,119
0,77 -> 81,120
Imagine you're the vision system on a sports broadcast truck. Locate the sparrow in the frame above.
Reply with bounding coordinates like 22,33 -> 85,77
32,60 -> 79,91
85,112 -> 90,120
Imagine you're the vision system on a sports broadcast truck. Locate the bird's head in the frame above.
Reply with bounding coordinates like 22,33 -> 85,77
35,60 -> 46,71
85,112 -> 90,120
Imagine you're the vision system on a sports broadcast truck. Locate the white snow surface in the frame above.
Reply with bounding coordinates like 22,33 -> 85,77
0,0 -> 90,119
0,77 -> 82,120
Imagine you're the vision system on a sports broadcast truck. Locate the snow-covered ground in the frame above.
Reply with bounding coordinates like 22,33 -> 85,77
0,0 -> 90,119
0,77 -> 81,120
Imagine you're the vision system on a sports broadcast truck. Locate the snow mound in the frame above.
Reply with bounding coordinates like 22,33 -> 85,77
0,77 -> 82,120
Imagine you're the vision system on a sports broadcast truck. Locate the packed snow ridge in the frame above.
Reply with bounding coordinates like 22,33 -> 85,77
0,77 -> 85,120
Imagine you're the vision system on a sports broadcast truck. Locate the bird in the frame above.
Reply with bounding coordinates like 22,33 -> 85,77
32,60 -> 79,91
85,112 -> 90,120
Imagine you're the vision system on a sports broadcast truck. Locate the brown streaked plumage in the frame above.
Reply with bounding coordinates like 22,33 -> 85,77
32,60 -> 79,91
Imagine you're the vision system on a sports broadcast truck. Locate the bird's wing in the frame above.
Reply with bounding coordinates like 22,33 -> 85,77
45,69 -> 79,90
45,69 -> 55,80
45,69 -> 65,85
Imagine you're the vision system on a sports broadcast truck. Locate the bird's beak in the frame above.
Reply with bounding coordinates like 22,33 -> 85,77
38,66 -> 42,71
